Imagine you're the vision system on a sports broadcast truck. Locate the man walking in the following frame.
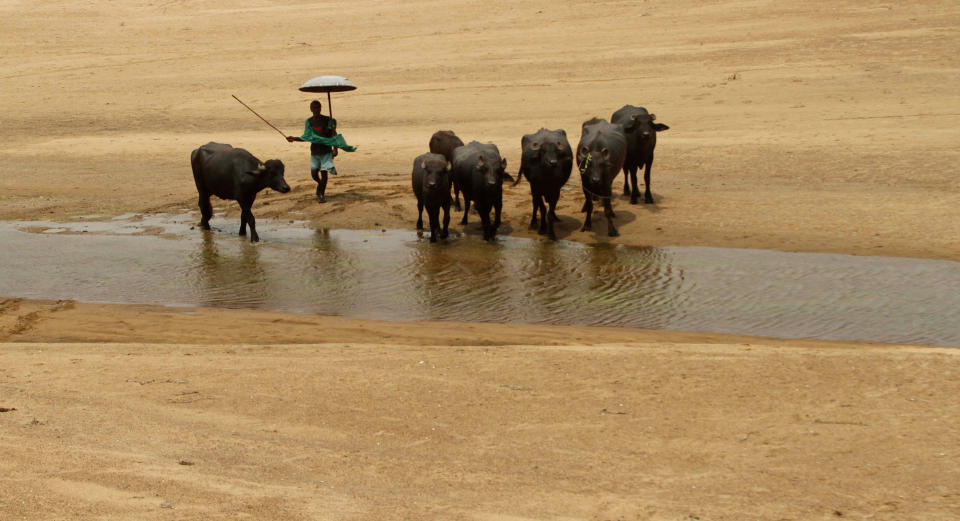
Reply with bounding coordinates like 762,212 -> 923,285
287,100 -> 355,203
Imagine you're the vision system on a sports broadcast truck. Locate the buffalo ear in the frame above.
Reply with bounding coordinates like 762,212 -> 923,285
502,172 -> 515,183
602,148 -> 610,160
559,129 -> 566,137
476,155 -> 486,168
500,157 -> 507,171
653,123 -> 670,132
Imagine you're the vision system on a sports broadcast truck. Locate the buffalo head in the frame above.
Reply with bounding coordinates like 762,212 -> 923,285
476,154 -> 508,189
530,130 -> 570,169
579,144 -> 616,189
624,113 -> 670,140
255,159 -> 290,193
420,156 -> 449,193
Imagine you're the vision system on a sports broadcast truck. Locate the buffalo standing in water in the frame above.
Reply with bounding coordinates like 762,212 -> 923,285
577,118 -> 627,237
515,128 -> 573,240
411,152 -> 452,242
190,142 -> 290,242
610,105 -> 669,204
452,141 -> 509,241
429,130 -> 466,210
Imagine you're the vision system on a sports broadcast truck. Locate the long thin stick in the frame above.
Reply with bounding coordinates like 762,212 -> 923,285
232,95 -> 288,139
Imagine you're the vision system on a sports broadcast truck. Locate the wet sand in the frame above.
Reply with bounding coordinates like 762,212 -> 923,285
2,1 -> 960,519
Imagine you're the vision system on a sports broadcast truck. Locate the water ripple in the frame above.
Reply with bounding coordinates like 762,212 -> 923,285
0,219 -> 958,346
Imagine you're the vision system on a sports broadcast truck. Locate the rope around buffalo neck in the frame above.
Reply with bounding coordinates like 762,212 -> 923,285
578,153 -> 613,202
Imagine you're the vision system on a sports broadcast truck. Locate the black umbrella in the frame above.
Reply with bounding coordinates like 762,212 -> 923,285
298,75 -> 357,118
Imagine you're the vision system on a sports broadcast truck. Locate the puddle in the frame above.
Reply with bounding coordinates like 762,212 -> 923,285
1,216 -> 958,346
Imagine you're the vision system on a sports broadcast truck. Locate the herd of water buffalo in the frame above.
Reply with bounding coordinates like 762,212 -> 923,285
191,104 -> 668,243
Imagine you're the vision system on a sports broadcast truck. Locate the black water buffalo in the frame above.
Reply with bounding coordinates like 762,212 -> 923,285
452,141 -> 509,241
190,142 -> 290,242
515,128 -> 573,240
577,118 -> 627,237
429,130 -> 465,210
412,152 -> 452,242
610,105 -> 669,204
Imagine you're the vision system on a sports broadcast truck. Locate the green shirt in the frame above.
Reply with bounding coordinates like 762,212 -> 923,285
301,118 -> 357,152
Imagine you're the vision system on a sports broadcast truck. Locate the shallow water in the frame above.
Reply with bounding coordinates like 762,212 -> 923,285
1,216 -> 958,346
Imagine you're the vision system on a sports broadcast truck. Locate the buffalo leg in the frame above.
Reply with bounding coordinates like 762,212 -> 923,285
416,198 -> 424,230
529,190 -> 540,229
536,194 -> 549,235
427,205 -> 440,243
452,179 -> 462,212
441,201 -> 450,239
246,210 -> 259,242
478,204 -> 493,241
623,167 -> 631,196
493,198 -> 502,236
239,198 -> 259,242
239,207 -> 247,237
580,191 -> 593,232
460,198 -> 470,225
548,189 -> 560,223
198,193 -> 213,230
603,198 -> 619,237
643,154 -> 655,204
545,193 -> 559,240
628,165 -> 641,204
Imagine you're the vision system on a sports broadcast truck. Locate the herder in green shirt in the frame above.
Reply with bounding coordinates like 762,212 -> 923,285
287,100 -> 357,203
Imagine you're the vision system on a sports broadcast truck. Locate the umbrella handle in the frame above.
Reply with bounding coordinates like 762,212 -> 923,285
327,91 -> 333,119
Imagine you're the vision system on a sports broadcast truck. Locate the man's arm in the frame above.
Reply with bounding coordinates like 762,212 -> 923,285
288,118 -> 311,142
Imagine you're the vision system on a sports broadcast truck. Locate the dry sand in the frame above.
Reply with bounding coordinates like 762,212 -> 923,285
1,1 -> 959,519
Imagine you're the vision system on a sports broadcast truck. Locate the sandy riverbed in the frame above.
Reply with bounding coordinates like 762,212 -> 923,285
1,1 -> 959,519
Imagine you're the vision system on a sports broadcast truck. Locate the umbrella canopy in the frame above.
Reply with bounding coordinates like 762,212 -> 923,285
298,75 -> 357,93
299,76 -> 357,118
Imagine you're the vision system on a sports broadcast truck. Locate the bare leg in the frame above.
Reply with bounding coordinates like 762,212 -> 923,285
317,170 -> 329,203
